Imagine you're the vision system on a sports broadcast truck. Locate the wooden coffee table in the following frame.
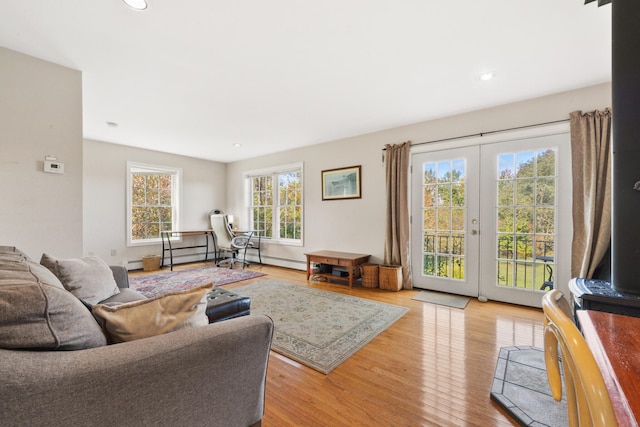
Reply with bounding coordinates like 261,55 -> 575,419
305,250 -> 370,288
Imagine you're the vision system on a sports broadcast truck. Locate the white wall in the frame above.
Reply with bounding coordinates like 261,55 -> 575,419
0,46 -> 83,259
83,139 -> 226,268
0,43 -> 611,272
226,83 -> 612,271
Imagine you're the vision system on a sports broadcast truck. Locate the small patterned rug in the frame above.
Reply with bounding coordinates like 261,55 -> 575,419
129,266 -> 266,298
233,280 -> 409,374
491,346 -> 567,426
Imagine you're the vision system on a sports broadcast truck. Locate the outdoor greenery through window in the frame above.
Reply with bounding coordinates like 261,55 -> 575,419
421,159 -> 466,280
247,164 -> 302,243
127,162 -> 181,245
496,149 -> 556,290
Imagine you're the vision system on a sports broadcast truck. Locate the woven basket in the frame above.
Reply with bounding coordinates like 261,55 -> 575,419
379,265 -> 403,291
142,255 -> 161,272
359,263 -> 379,288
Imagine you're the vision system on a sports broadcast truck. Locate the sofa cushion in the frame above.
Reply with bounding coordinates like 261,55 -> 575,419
41,253 -> 120,305
92,283 -> 212,343
100,288 -> 147,305
0,251 -> 107,350
39,252 -> 58,274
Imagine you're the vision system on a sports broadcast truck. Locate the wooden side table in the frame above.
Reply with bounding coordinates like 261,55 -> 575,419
305,250 -> 370,288
577,310 -> 640,426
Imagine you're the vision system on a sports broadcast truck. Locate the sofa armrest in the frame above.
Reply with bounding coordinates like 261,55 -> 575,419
0,314 -> 274,427
109,265 -> 130,289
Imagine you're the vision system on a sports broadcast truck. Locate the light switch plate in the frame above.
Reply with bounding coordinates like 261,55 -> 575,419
44,160 -> 64,174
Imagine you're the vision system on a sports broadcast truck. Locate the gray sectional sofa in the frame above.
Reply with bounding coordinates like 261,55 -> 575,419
0,246 -> 273,427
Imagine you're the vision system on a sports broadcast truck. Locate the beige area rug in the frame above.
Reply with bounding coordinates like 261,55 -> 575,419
233,280 -> 409,374
411,290 -> 470,309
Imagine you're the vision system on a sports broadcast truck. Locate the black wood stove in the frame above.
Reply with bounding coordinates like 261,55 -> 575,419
569,278 -> 640,319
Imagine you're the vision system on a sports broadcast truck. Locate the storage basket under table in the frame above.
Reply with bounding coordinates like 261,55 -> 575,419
378,265 -> 403,291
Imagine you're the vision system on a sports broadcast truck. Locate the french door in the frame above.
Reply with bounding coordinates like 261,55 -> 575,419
478,134 -> 571,307
411,133 -> 571,307
410,146 -> 480,297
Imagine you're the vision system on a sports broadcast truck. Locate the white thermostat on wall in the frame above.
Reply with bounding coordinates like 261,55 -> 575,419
44,156 -> 64,174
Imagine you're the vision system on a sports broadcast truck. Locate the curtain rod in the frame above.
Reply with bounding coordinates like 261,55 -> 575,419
382,118 -> 570,150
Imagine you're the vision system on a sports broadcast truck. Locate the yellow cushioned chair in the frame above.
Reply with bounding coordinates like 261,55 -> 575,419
542,289 -> 617,427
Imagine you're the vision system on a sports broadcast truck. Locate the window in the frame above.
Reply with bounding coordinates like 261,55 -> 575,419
127,162 -> 182,245
246,163 -> 303,244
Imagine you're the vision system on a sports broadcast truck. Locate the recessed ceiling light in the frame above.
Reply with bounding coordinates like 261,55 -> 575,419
479,72 -> 496,81
123,0 -> 148,11
233,143 -> 242,148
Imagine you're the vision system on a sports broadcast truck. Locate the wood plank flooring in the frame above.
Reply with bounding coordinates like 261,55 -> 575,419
130,263 -> 545,426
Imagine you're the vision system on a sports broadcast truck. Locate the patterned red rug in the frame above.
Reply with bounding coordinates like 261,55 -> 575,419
129,266 -> 266,298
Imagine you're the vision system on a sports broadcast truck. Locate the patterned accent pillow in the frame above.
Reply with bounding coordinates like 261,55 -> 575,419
92,283 -> 212,343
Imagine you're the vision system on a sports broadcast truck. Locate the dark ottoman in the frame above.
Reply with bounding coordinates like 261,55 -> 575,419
205,287 -> 251,323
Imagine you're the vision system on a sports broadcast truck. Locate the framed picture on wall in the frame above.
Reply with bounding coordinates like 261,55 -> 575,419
321,165 -> 362,200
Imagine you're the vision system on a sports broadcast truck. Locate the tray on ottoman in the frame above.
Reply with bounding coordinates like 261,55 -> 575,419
206,287 -> 251,323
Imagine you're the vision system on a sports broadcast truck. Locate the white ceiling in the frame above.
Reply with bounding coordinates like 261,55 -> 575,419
0,1 -> 611,163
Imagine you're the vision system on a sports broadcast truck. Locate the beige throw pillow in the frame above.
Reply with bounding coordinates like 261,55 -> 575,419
92,283 -> 212,343
43,254 -> 120,306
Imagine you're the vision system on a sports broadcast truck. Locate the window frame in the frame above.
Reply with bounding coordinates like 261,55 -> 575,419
126,161 -> 182,246
244,162 -> 304,246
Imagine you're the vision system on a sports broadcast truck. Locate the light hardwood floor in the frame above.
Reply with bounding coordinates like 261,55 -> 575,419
130,263 -> 545,426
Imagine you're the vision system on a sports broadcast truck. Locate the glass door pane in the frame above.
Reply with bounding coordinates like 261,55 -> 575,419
422,159 -> 466,280
496,149 -> 556,291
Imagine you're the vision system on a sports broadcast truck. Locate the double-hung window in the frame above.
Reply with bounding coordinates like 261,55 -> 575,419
246,163 -> 303,244
127,162 -> 182,245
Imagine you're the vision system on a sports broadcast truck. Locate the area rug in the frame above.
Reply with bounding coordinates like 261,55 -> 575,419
411,290 -> 470,309
130,266 -> 265,298
233,280 -> 409,374
491,346 -> 567,427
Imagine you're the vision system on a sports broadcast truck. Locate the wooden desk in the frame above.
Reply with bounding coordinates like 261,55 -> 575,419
577,310 -> 640,427
161,230 -> 215,271
305,250 -> 370,288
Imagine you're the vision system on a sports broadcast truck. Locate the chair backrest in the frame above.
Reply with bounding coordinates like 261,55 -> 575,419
210,214 -> 233,249
542,290 -> 618,427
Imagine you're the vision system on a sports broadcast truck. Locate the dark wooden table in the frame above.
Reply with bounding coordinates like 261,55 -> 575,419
305,250 -> 370,288
577,310 -> 640,427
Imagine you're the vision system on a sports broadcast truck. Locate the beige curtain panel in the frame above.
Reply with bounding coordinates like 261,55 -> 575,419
384,141 -> 412,289
570,109 -> 612,278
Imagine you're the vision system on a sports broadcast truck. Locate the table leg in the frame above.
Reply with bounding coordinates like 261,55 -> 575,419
349,264 -> 353,288
306,256 -> 311,281
167,237 -> 174,271
161,234 -> 166,267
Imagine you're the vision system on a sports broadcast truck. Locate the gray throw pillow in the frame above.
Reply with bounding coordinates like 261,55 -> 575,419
43,254 -> 120,306
0,252 -> 107,350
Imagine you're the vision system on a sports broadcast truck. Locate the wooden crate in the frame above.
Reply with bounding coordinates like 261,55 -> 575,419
379,265 -> 403,291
